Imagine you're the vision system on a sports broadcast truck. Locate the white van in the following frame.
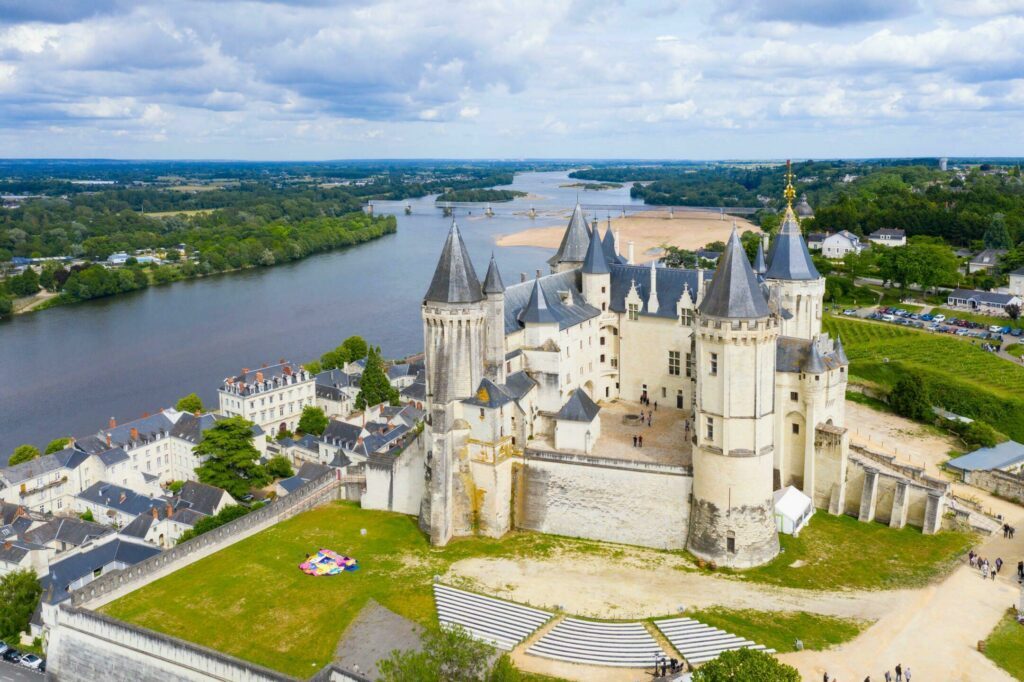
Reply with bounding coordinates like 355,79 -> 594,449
882,314 -> 896,322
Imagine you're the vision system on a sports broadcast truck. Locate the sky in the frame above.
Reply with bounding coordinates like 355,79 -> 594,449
1,0 -> 1024,159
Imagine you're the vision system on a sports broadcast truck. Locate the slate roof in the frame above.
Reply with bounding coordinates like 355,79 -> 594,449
581,225 -> 610,275
970,249 -> 1006,266
517,277 -> 561,325
424,220 -> 483,304
775,337 -> 845,374
807,232 -> 827,244
463,378 -> 515,409
504,370 -> 538,400
503,271 -> 600,333
947,440 -> 1024,472
948,289 -> 1019,305
100,410 -> 180,448
764,208 -> 820,281
170,412 -> 230,444
76,482 -> 166,517
483,254 -> 506,294
0,502 -> 29,526
835,336 -> 849,365
176,481 -> 229,517
276,476 -> 306,494
548,203 -> 592,266
795,193 -> 814,217
1,453 -> 72,485
96,447 -> 130,467
699,229 -> 770,319
753,241 -> 767,275
555,389 -> 601,422
601,225 -> 626,265
401,381 -> 427,402
609,264 -> 709,319
869,228 -> 905,238
322,420 -> 364,448
23,518 -> 112,548
41,538 -> 161,604
119,513 -> 157,539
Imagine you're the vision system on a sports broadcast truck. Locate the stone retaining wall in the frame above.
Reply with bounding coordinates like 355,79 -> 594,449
963,468 -> 1024,505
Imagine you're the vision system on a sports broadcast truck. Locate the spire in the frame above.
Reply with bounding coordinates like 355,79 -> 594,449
648,259 -> 660,314
753,240 -> 767,275
804,340 -> 826,374
424,219 -> 484,304
698,228 -> 770,319
582,223 -> 610,274
548,201 -> 591,266
835,335 -> 849,365
518,276 -> 558,324
482,253 -> 505,295
601,223 -> 624,264
764,163 -> 820,281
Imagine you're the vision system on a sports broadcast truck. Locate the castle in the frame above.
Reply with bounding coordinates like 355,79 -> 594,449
418,170 -> 939,568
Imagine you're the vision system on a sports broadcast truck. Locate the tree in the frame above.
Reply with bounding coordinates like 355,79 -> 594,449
0,570 -> 42,640
341,335 -> 369,362
176,504 -> 255,544
960,420 -> 1002,449
8,268 -> 40,297
0,294 -> 11,320
79,508 -> 95,522
378,625 -> 518,682
297,405 -> 328,436
44,437 -> 71,454
175,392 -> 205,414
355,346 -> 399,410
167,480 -> 184,494
304,360 -> 323,375
983,212 -> 1012,250
889,373 -> 931,422
320,348 -> 349,371
1006,303 -> 1021,321
692,648 -> 799,682
842,249 -> 876,281
266,455 -> 294,479
194,417 -> 269,498
8,444 -> 40,466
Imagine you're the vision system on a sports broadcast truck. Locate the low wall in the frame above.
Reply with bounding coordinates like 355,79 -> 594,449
71,471 -> 341,610
516,449 -> 692,549
964,468 -> 1024,505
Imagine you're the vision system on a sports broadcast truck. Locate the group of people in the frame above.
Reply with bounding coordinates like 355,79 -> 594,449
968,550 -> 1005,580
823,664 -> 910,682
1002,523 -> 1017,539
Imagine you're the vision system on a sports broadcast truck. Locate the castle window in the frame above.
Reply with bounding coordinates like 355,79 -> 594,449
709,353 -> 718,376
668,351 -> 680,376
706,417 -> 714,440
479,408 -> 485,421
628,303 -> 639,321
601,286 -> 606,293
600,336 -> 606,345
686,353 -> 693,378
600,354 -> 606,363
790,391 -> 798,401
726,531 -> 736,554
611,357 -> 618,368
680,309 -> 694,326
792,423 -> 800,434
602,302 -> 606,311
662,387 -> 667,398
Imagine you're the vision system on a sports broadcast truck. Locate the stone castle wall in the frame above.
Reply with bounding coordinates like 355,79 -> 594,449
963,468 -> 1024,505
516,448 -> 692,549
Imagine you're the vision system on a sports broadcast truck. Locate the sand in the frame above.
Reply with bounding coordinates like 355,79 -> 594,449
495,210 -> 760,264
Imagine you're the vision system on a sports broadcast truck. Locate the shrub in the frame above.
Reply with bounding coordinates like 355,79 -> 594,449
888,373 -> 931,422
692,648 -> 799,682
8,444 -> 40,466
266,455 -> 294,479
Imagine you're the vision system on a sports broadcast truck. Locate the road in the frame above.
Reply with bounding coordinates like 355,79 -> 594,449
0,662 -> 42,681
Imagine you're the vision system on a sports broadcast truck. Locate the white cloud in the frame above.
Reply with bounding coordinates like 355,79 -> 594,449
459,105 -> 480,119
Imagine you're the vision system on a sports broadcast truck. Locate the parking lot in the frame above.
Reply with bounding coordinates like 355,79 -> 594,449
838,304 -> 1022,352
0,661 -> 42,681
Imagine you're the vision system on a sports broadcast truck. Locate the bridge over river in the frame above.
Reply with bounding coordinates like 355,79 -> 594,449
366,200 -> 761,218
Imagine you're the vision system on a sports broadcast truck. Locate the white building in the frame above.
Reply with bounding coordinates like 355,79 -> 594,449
868,228 -> 906,247
820,231 -> 863,259
1008,267 -> 1024,297
218,362 -> 315,436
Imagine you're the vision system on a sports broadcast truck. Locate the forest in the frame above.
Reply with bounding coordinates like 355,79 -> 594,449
434,188 -> 526,203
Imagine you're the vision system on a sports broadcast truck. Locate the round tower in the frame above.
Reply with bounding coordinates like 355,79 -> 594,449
688,229 -> 781,568
482,254 -> 507,383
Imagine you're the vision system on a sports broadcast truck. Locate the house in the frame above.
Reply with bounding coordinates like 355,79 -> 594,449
74,482 -> 168,529
400,379 -> 427,410
1008,267 -> 1024,297
0,447 -> 90,515
695,249 -> 721,264
947,441 -> 1024,482
868,228 -> 906,247
968,249 -> 1006,274
277,433 -> 322,466
118,481 -> 234,548
946,289 -> 1022,314
315,368 -> 360,418
806,233 -> 826,251
0,504 -> 113,578
821,231 -> 863,259
387,362 -> 422,390
218,361 -> 315,437
106,252 -> 160,265
275,462 -> 332,497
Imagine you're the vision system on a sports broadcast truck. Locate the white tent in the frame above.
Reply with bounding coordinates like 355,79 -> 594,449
773,486 -> 814,536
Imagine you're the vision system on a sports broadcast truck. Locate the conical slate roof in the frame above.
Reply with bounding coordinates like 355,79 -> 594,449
483,253 -> 505,294
548,202 -> 591,266
753,240 -> 767,275
517,277 -> 558,324
764,207 -> 820,281
582,223 -> 610,274
804,341 -> 826,373
424,220 -> 484,303
698,228 -> 770,319
555,389 -> 601,422
835,336 -> 849,365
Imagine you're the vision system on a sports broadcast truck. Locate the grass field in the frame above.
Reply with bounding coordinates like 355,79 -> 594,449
983,609 -> 1024,680
729,513 -> 972,591
1007,343 -> 1024,358
681,607 -> 867,653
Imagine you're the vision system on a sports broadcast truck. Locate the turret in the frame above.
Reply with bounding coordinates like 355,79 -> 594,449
581,223 -> 611,312
548,202 -> 591,273
688,228 -> 780,568
518,276 -> 559,347
482,254 -> 507,383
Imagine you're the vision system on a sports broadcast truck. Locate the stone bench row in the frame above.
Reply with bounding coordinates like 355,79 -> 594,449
655,618 -> 775,665
526,618 -> 665,668
433,585 -> 552,651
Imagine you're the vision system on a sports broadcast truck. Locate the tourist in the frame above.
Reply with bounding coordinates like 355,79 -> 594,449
895,662 -> 902,681
1017,560 -> 1023,580
654,401 -> 658,411
639,435 -> 644,448
884,671 -> 892,682
633,435 -> 637,448
969,550 -> 976,567
1004,523 -> 1010,538
904,666 -> 911,681
996,557 -> 1003,574
647,414 -> 652,427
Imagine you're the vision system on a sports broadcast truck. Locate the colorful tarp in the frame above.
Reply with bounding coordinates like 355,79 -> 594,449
299,549 -> 359,576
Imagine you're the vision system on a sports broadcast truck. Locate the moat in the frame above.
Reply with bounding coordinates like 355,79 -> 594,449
0,171 -> 643,456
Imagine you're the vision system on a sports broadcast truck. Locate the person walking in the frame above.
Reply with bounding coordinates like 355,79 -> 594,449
1017,560 -> 1023,580
895,662 -> 902,681
904,666 -> 911,681
996,557 -> 1003,574
638,434 -> 643,448
632,435 -> 637,448
884,670 -> 892,682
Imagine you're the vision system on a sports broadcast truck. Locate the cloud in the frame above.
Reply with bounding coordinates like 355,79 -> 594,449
712,0 -> 920,30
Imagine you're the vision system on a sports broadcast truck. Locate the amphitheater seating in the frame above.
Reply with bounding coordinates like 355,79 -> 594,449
654,617 -> 776,665
526,618 -> 666,667
432,584 -> 553,650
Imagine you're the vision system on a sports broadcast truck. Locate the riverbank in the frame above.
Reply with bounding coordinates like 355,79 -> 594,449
496,209 -> 759,263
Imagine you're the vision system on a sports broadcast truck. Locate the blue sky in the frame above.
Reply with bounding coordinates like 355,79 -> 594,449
1,0 -> 1023,159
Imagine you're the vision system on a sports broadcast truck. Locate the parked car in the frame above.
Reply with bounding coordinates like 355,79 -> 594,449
0,641 -> 8,655
921,313 -> 934,321
19,654 -> 42,670
989,324 -> 1003,333
3,648 -> 21,663
1001,326 -> 1012,334
933,314 -> 946,322
843,309 -> 857,316
1012,328 -> 1023,337
882,314 -> 896,322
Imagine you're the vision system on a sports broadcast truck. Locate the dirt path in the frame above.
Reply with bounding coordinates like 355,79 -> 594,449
495,211 -> 759,264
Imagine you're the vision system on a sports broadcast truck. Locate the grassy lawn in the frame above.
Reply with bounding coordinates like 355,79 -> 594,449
682,607 -> 867,653
983,609 -> 1024,680
1006,343 -> 1024,358
845,390 -> 893,414
730,513 -> 973,591
101,502 -> 626,677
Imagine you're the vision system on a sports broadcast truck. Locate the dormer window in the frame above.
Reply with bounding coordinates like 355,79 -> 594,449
680,309 -> 694,326
628,303 -> 639,321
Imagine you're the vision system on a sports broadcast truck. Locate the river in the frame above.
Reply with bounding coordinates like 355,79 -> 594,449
0,170 -> 644,457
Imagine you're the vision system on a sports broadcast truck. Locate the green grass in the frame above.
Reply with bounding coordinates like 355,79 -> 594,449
101,502 -> 634,677
682,607 -> 867,653
983,609 -> 1024,680
932,307 -> 1023,330
1006,343 -> 1024,358
731,513 -> 972,591
844,390 -> 893,414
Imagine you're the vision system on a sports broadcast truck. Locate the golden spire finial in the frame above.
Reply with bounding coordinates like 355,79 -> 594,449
783,159 -> 796,208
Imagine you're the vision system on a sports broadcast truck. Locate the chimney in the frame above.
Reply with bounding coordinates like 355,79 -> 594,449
283,366 -> 292,376
194,410 -> 201,417
535,269 -> 541,278
3,542 -> 10,551
119,492 -> 127,504
151,507 -> 159,520
106,433 -> 111,447
109,416 -> 117,429
130,427 -> 139,441
627,241 -> 635,264
520,272 -> 527,283
242,368 -> 250,375
142,412 -> 150,418
67,437 -> 75,448
165,503 -> 173,517
256,371 -> 264,383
